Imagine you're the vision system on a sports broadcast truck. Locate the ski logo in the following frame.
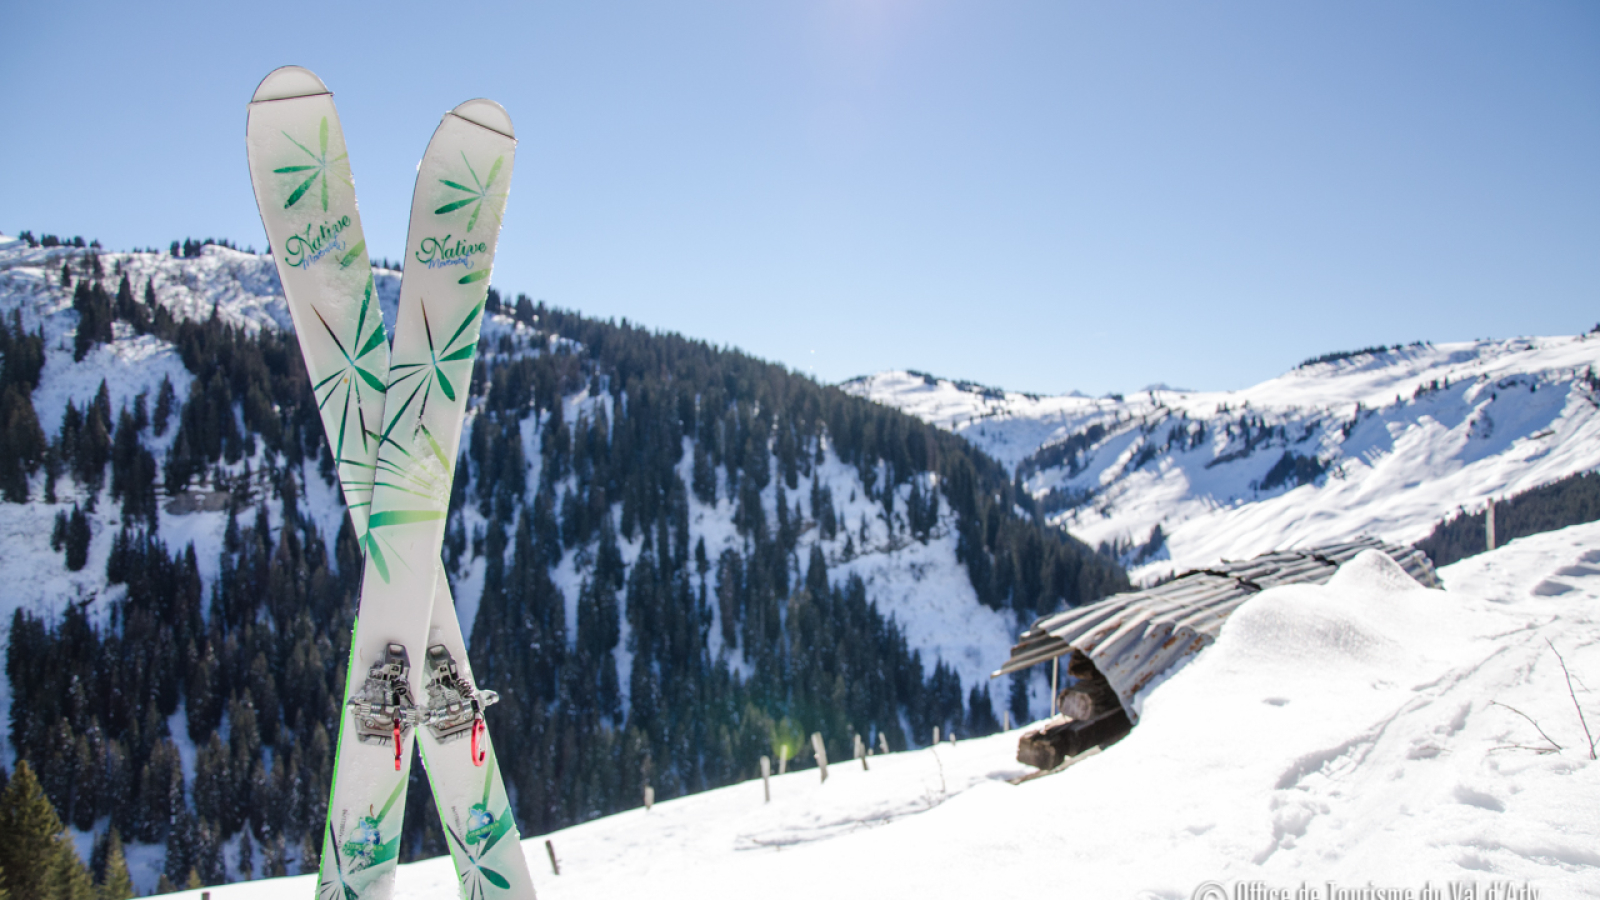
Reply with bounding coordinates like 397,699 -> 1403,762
463,802 -> 499,845
434,152 -> 506,234
415,234 -> 489,285
274,115 -> 350,212
319,778 -> 406,900
284,215 -> 362,270
340,813 -> 397,871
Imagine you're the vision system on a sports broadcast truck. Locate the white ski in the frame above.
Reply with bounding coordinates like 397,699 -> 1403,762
246,67 -> 533,900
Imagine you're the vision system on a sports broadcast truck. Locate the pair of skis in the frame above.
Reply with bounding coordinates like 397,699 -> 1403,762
245,66 -> 534,900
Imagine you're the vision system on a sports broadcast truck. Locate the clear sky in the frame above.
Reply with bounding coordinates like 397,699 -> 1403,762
2,1 -> 1596,395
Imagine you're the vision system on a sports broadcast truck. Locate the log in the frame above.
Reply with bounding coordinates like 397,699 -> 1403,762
1015,709 -> 1131,770
1057,651 -> 1121,720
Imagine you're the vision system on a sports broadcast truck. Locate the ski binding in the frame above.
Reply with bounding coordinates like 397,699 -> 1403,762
347,642 -> 419,769
421,644 -> 499,765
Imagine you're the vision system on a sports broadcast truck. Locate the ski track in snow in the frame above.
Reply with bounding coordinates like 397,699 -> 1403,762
163,520 -> 1600,900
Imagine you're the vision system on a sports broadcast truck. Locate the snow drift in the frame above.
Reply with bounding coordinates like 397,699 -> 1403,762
175,519 -> 1600,899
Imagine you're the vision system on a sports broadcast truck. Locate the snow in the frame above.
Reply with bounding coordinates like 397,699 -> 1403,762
846,338 -> 1600,584
169,520 -> 1600,900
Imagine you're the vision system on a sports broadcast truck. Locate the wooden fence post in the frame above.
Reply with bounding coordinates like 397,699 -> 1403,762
1004,710 -> 1011,731
544,839 -> 560,875
811,731 -> 829,782
760,754 -> 771,802
1051,655 -> 1060,716
644,785 -> 654,811
878,732 -> 890,755
1486,497 -> 1497,551
853,733 -> 869,771
932,725 -> 940,746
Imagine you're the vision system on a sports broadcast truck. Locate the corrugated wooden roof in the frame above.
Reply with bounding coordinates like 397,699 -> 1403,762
992,537 -> 1440,723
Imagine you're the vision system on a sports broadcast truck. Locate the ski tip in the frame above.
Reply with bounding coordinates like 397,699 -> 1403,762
450,99 -> 515,139
252,65 -> 331,103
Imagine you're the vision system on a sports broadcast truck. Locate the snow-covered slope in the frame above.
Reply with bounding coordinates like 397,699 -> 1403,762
0,236 -> 1027,744
165,518 -> 1600,900
846,340 -> 1600,583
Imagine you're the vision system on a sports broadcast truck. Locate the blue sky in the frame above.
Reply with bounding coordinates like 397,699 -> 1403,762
2,1 -> 1596,395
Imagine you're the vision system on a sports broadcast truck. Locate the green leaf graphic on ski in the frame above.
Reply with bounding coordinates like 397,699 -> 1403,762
308,275 -> 389,524
363,295 -> 483,582
435,152 -> 506,233
276,116 -> 351,212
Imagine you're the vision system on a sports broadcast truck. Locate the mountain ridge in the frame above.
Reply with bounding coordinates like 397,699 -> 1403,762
844,334 -> 1600,583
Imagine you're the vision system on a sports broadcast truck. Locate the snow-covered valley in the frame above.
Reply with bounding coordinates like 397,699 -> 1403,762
167,518 -> 1600,900
845,339 -> 1600,585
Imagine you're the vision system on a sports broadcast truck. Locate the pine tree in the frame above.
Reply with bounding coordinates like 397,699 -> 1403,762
151,375 -> 174,438
64,505 -> 91,571
691,441 -> 716,504
51,847 -> 93,900
96,831 -> 134,900
238,828 -> 254,880
0,760 -> 90,900
0,385 -> 46,502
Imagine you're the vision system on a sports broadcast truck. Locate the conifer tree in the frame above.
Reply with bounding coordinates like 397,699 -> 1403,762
0,760 -> 91,900
64,505 -> 90,571
151,376 -> 174,438
51,848 -> 93,900
0,385 -> 46,503
96,829 -> 134,900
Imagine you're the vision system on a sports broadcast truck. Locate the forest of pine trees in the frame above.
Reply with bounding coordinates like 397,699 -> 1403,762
0,247 -> 1127,888
1415,468 -> 1600,567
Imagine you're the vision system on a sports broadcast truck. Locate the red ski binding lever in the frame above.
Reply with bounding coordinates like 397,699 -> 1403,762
471,717 -> 487,766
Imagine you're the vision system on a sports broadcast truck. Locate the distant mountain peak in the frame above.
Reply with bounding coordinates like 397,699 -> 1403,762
845,336 -> 1600,582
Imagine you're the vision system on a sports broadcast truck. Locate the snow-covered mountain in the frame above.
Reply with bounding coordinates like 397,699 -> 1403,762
162,518 -> 1600,900
845,338 -> 1600,583
0,236 -> 1045,705
0,233 -> 1130,890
